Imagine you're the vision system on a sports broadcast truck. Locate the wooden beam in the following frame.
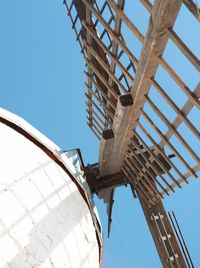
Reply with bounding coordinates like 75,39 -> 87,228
98,0 -> 182,175
142,109 -> 197,178
136,121 -> 188,186
99,94 -> 133,175
151,78 -> 200,141
137,189 -> 187,267
145,95 -> 199,163
159,82 -> 200,147
161,163 -> 200,196
82,23 -> 134,82
127,143 -> 170,196
99,129 -> 114,176
81,0 -> 138,66
167,28 -> 200,72
159,57 -> 200,109
106,0 -> 144,42
182,0 -> 200,21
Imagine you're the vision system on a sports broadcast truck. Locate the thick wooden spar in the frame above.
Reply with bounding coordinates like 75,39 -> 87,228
98,0 -> 182,176
137,190 -> 187,268
67,0 -> 200,197
99,129 -> 114,176
108,0 -> 125,88
99,94 -> 133,175
130,0 -> 182,124
92,172 -> 128,193
64,1 -> 200,265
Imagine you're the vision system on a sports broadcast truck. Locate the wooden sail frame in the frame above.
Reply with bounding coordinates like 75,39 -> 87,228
64,0 -> 200,200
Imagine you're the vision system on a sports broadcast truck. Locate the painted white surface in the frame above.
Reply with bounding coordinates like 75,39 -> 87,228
0,109 -> 101,268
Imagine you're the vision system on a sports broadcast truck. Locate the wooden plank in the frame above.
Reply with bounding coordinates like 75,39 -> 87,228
182,0 -> 200,21
87,120 -> 102,136
168,28 -> 200,72
107,0 -> 145,43
161,163 -> 200,196
140,0 -> 152,12
87,115 -> 104,132
86,108 -> 107,127
87,122 -> 101,139
137,190 -> 187,268
84,46 -> 128,93
137,121 -> 188,185
108,0 -> 125,105
99,129 -> 114,176
127,143 -> 170,195
81,0 -> 138,65
98,94 -> 133,175
85,78 -> 116,110
142,109 -> 198,178
122,163 -> 155,204
159,58 -> 200,109
82,23 -> 134,82
130,134 -> 178,191
84,60 -> 119,99
145,95 -> 199,163
85,100 -> 112,125
85,92 -> 114,119
159,82 -> 200,148
98,0 -> 182,175
94,172 -> 128,192
151,78 -> 200,141
126,155 -> 163,199
109,0 -> 125,81
127,144 -> 170,195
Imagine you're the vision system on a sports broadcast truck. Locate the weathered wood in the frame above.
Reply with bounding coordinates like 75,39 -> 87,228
87,115 -> 104,132
168,28 -> 200,72
85,89 -> 114,118
130,134 -> 178,191
182,0 -> 200,21
107,0 -> 144,42
85,46 -> 128,93
161,163 -> 200,196
126,155 -> 162,199
127,143 -> 170,196
159,82 -> 200,148
151,78 -> 200,141
98,0 -> 182,176
99,94 -> 133,175
93,173 -> 127,192
84,59 -> 119,99
81,0 -> 138,65
87,122 -> 101,139
86,108 -> 107,127
85,100 -> 112,125
82,22 -> 134,82
137,121 -> 188,186
159,57 -> 200,109
140,0 -> 152,12
142,109 -> 197,178
109,0 -> 125,88
99,129 -> 114,176
145,95 -> 199,163
122,164 -> 155,205
136,189 -> 187,268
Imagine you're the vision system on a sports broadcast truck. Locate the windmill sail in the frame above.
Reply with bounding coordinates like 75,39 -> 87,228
65,1 -> 199,266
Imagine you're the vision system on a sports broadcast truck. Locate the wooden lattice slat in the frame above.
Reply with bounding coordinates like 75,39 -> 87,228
65,0 -> 200,200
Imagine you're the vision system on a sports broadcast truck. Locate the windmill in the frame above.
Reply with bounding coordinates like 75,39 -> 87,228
64,0 -> 200,267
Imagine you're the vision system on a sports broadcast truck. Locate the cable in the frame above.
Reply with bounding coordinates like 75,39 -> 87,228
113,214 -> 141,268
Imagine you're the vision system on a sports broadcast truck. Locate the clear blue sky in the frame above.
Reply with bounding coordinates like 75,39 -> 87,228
0,1 -> 200,267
